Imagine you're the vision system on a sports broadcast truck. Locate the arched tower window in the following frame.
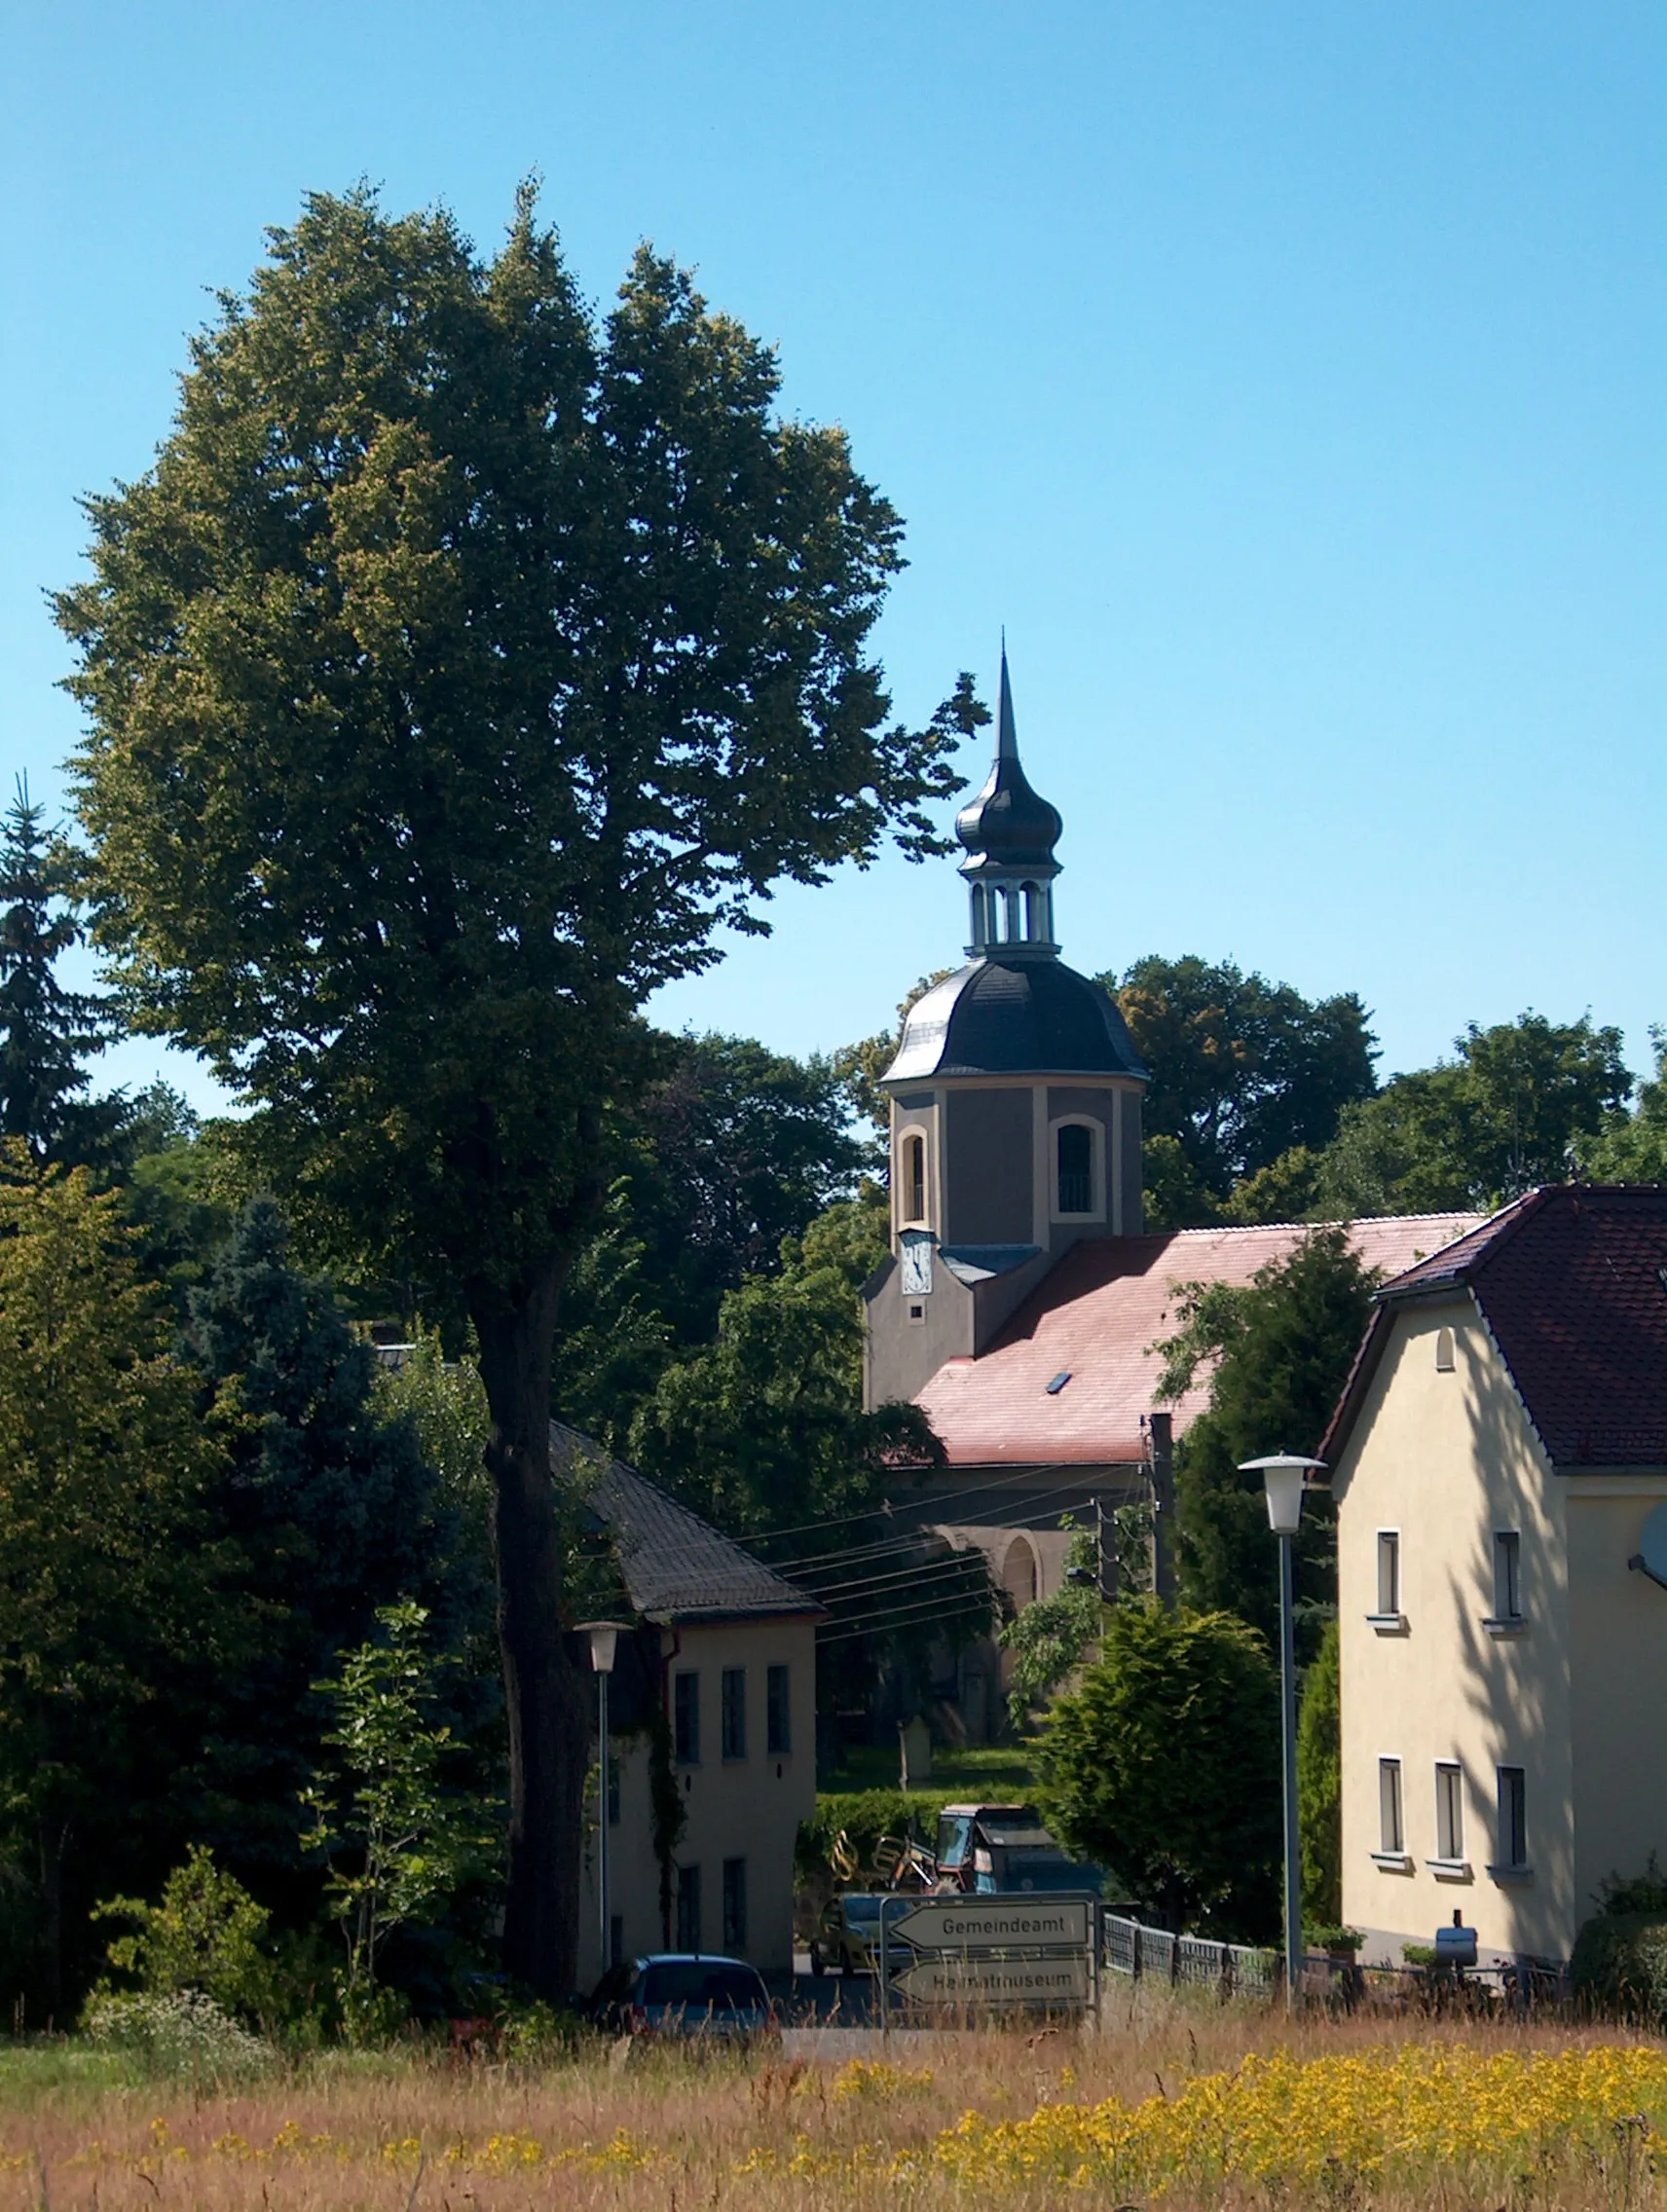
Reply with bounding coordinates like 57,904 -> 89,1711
1021,881 -> 1041,940
1056,1122 -> 1093,1215
1001,885 -> 1020,941
969,882 -> 989,948
902,1131 -> 928,1226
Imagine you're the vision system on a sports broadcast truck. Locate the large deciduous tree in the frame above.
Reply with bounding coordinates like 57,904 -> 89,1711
1313,1012 -> 1634,1216
56,186 -> 973,1996
1107,955 -> 1378,1213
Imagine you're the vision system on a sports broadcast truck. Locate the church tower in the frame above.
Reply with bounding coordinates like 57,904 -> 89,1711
864,649 -> 1149,1409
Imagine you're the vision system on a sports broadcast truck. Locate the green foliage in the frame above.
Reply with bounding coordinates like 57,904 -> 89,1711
302,1602 -> 494,2018
0,782 -> 118,1167
57,183 -> 978,1993
58,184 -> 971,1311
0,1144 -> 236,2014
1164,1227 -> 1378,1644
630,1185 -> 938,1539
1109,955 -> 1378,1208
552,1033 -> 870,1452
93,1846 -> 273,2023
1314,1013 -> 1633,1215
795,1789 -> 956,1881
1297,1617 -> 1342,1927
81,1988 -> 270,2077
1035,1603 -> 1281,1939
1596,1854 -> 1667,1916
1586,1029 -> 1667,1183
180,1204 -> 494,1874
999,1527 -> 1102,1727
1571,1908 -> 1667,2024
1221,1145 -> 1324,1225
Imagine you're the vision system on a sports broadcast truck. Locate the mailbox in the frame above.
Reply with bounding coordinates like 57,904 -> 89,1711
1435,1922 -> 1477,1970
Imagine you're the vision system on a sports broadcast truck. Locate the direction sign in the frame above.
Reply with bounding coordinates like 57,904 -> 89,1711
893,1953 -> 1093,2007
891,1897 -> 1093,1953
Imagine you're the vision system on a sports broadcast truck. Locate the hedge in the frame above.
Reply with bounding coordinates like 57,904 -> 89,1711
796,1789 -> 957,1881
1571,1911 -> 1667,2023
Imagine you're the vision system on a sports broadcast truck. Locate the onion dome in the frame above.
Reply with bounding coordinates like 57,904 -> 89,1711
954,647 -> 1063,871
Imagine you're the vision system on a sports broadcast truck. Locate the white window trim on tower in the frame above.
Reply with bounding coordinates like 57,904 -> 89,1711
896,1124 -> 932,1232
1048,1114 -> 1105,1224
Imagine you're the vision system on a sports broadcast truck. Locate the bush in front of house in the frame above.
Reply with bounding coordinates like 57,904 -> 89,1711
1573,1858 -> 1667,2024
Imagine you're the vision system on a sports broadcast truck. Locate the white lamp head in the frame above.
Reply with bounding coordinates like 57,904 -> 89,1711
1238,1454 -> 1327,1538
578,1621 -> 628,1674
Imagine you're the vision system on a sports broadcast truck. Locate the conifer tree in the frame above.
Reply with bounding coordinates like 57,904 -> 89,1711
0,782 -> 117,1164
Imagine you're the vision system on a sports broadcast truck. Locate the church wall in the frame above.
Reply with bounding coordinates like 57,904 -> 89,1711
943,1088 -> 1035,1244
864,1254 -> 977,1409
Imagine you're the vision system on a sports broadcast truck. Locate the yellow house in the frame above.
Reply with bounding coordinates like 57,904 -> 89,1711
557,1427 -> 822,1990
1321,1186 -> 1667,1970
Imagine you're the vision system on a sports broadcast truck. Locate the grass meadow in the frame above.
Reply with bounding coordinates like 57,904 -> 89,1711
4,1992 -> 1667,2210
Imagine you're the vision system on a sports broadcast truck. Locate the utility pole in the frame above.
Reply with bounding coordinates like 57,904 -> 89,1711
1148,1412 -> 1175,1609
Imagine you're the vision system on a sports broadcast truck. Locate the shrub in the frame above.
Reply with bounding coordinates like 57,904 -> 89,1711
796,1789 -> 954,1881
93,1846 -> 274,2024
1572,1910 -> 1667,2024
81,1989 -> 269,2077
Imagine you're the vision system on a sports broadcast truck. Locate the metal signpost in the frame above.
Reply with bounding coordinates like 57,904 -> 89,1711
876,1892 -> 1099,2034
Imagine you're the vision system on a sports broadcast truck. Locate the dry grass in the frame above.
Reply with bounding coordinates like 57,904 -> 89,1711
4,1992 -> 1667,2209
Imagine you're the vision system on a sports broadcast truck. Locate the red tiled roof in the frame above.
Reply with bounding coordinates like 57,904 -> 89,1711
913,1214 -> 1483,1467
1324,1185 -> 1667,1470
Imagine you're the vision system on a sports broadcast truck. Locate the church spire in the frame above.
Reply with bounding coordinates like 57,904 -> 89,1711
954,646 -> 1063,959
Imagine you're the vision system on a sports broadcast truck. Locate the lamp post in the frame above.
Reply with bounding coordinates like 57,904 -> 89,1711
579,1622 -> 628,1975
1238,1454 -> 1326,2009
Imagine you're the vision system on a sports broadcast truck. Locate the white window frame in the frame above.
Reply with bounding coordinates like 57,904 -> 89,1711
1373,1755 -> 1409,1866
1370,1529 -> 1404,1628
1430,1759 -> 1469,1874
897,1124 -> 931,1230
1486,1529 -> 1525,1633
1491,1765 -> 1531,1880
1049,1114 -> 1104,1223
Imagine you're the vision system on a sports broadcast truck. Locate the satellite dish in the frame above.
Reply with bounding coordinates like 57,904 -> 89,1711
1629,1502 -> 1667,1593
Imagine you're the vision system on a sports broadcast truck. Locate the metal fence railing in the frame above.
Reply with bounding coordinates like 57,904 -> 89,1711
1101,1914 -> 1562,2009
1103,1914 -> 1278,1997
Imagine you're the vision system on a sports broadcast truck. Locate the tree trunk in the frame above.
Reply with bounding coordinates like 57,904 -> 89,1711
37,1813 -> 67,2029
472,1261 -> 587,2002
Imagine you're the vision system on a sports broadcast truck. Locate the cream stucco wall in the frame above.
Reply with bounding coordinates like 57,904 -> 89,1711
1567,1482 -> 1667,1920
1334,1296 -> 1576,1966
576,1618 -> 817,1989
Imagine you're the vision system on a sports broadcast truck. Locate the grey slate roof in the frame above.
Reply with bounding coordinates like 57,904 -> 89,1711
552,1421 -> 823,1624
884,956 -> 1150,1083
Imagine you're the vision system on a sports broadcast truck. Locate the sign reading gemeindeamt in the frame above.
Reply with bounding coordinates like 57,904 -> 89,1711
892,1899 -> 1093,1952
893,1952 -> 1093,2006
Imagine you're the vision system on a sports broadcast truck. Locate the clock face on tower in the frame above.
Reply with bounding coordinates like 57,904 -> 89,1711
899,1230 -> 934,1295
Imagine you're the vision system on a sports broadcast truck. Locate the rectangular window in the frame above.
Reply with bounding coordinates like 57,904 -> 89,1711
1497,1767 -> 1528,1869
675,1862 -> 701,1951
766,1664 -> 792,1756
722,1857 -> 748,1953
1493,1530 -> 1522,1621
673,1672 -> 700,1765
721,1667 -> 747,1760
1378,1758 -> 1404,1856
1375,1530 -> 1400,1617
1435,1762 -> 1464,1862
609,1912 -> 623,1969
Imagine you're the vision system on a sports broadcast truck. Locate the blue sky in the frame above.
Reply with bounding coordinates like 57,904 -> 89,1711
3,1 -> 1662,1113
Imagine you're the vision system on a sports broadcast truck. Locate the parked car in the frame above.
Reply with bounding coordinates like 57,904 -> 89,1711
587,1953 -> 775,2040
808,1893 -> 916,1976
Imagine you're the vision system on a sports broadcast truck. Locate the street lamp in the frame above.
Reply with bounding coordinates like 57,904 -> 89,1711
1238,1453 -> 1326,2009
579,1622 -> 630,1975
